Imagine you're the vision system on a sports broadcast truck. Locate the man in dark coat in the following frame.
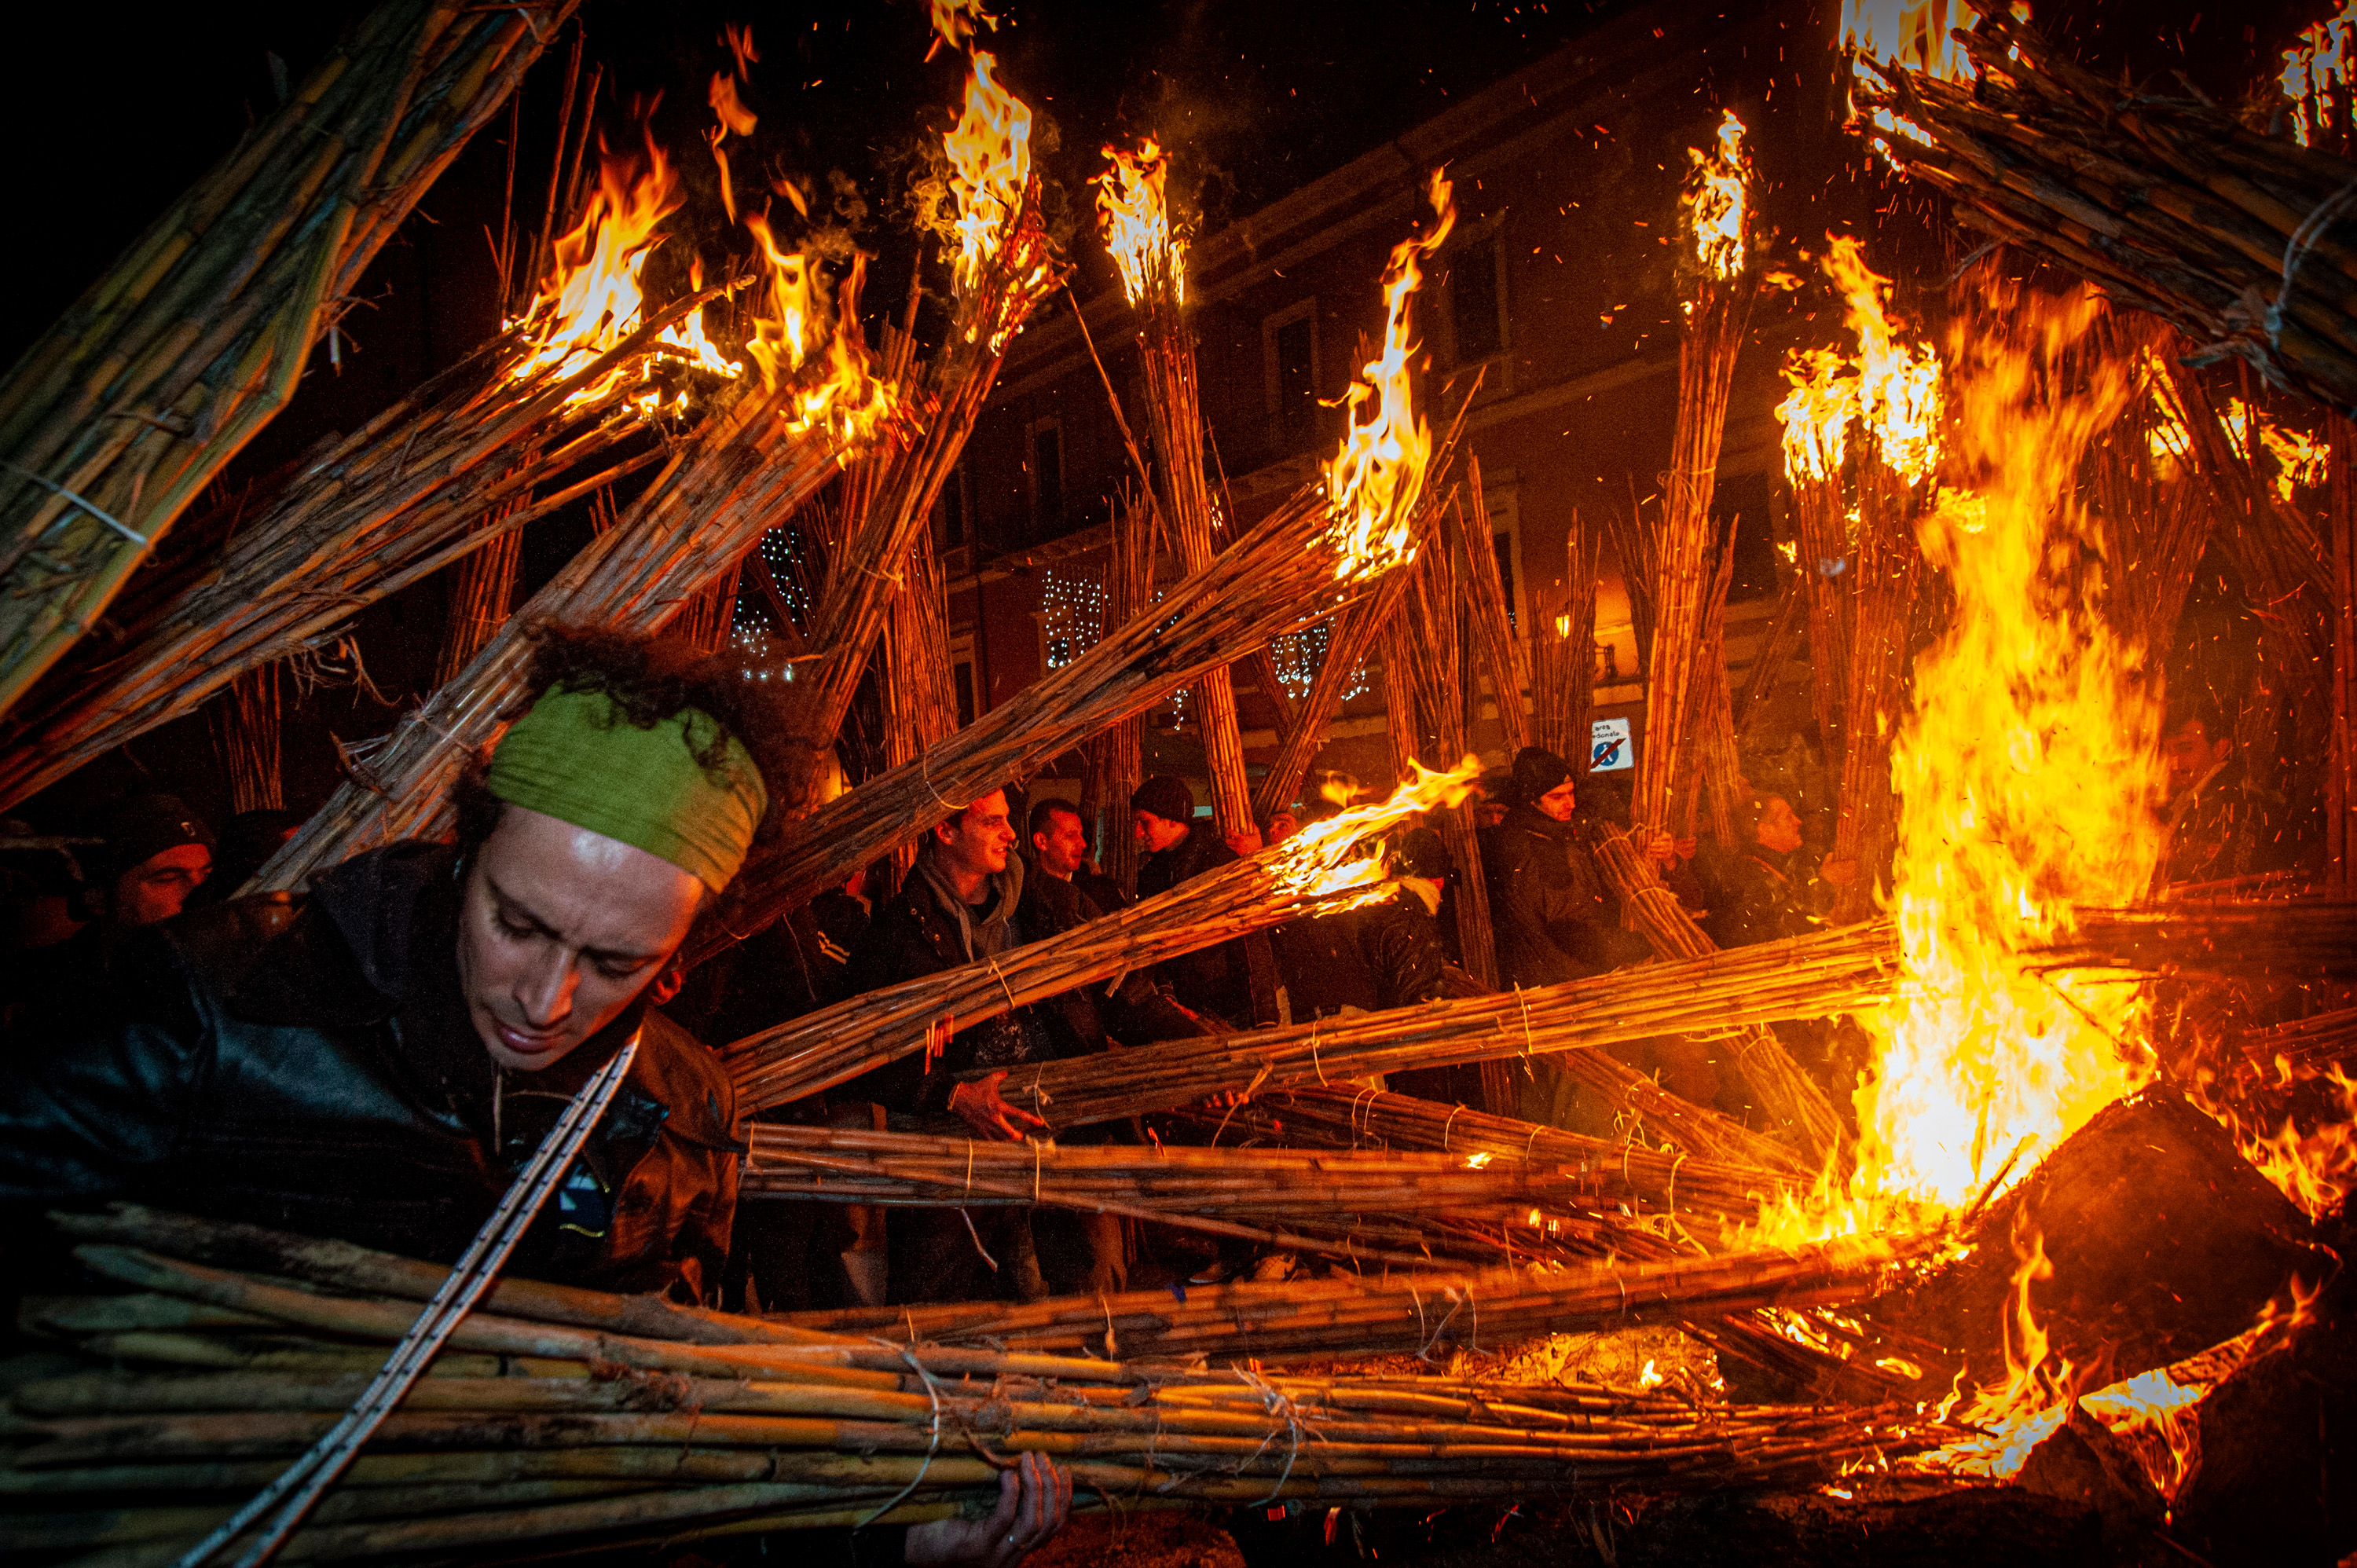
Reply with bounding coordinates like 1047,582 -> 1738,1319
1028,797 -> 1127,914
849,786 -> 1200,1304
2157,693 -> 2293,888
1480,748 -> 1630,989
1712,793 -> 1848,950
1132,774 -> 1252,1024
1274,826 -> 1452,1023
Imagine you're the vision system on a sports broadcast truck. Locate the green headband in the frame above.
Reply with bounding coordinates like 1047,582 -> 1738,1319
486,684 -> 767,895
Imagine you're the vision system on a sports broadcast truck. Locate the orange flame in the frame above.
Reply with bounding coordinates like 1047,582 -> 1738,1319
929,0 -> 998,57
1776,346 -> 1859,485
514,127 -> 698,400
1095,137 -> 1188,308
943,51 -> 1034,297
1683,111 -> 1750,283
1321,171 -> 1456,584
783,255 -> 904,450
1264,754 -> 1479,907
1824,236 -> 1943,483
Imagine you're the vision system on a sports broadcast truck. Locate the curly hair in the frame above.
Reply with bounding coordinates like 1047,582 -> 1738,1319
453,624 -> 800,874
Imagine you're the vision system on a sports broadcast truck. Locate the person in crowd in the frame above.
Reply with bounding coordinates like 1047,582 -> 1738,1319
1711,793 -> 1853,950
1480,749 -> 1633,989
0,631 -> 1072,1566
1026,797 -> 1126,914
1274,826 -> 1452,1024
1261,808 -> 1299,846
1132,775 -> 1252,1024
848,787 -> 1200,1304
2157,692 -> 2291,888
189,807 -> 299,907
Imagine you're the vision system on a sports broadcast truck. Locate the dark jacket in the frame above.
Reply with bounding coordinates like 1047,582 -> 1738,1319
1274,887 -> 1450,1020
1137,825 -> 1250,1024
1480,804 -> 1624,987
1711,844 -> 1837,950
671,888 -> 870,1050
849,851 -> 1200,1119
0,842 -> 739,1302
2160,757 -> 2293,889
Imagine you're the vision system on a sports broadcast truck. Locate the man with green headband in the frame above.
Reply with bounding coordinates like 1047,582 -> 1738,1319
0,632 -> 769,1300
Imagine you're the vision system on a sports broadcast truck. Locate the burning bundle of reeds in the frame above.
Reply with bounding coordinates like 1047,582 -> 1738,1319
1098,141 -> 1255,845
1170,1084 -> 1795,1218
1587,830 -> 1849,1166
1528,515 -> 1600,768
790,1230 -> 1937,1363
2031,898 -> 2357,980
989,918 -> 1900,1141
0,0 -> 572,717
739,1123 -> 1674,1269
695,169 -> 1460,962
251,295 -> 898,891
1777,349 -> 1855,762
0,309 -> 691,812
721,760 -> 1480,1112
2090,325 -> 2212,661
1630,112 -> 1754,839
9,1207 -> 1952,1559
1853,3 -> 2357,416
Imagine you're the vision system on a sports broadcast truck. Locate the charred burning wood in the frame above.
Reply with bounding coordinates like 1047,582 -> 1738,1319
2032,899 -> 2357,980
1866,1087 -> 2326,1395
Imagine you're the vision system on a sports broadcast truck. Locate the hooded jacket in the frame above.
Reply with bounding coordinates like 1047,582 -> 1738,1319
0,842 -> 738,1302
1479,804 -> 1624,987
847,843 -> 1202,1119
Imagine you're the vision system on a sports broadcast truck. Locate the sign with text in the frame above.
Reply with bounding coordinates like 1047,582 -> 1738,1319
1590,716 -> 1633,773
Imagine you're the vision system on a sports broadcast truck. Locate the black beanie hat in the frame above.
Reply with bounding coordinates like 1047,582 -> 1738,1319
1131,775 -> 1197,827
1391,826 -> 1450,881
101,793 -> 214,882
1508,746 -> 1575,808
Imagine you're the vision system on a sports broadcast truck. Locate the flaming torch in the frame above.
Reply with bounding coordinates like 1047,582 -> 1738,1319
725,758 -> 1483,1113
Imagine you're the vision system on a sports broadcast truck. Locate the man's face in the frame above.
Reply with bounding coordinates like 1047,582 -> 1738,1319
1135,810 -> 1190,853
1535,781 -> 1578,822
2161,720 -> 2230,797
1032,808 -> 1088,877
1755,797 -> 1803,855
113,843 -> 211,926
938,790 -> 1017,881
1264,811 -> 1299,844
457,806 -> 704,1072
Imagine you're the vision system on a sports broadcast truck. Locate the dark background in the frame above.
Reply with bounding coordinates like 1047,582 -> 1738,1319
0,0 -> 2324,834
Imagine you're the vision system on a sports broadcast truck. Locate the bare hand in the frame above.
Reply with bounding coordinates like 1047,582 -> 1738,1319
1225,828 -> 1265,856
1819,857 -> 1857,887
949,1071 -> 1050,1143
1644,830 -> 1678,863
904,1450 -> 1072,1566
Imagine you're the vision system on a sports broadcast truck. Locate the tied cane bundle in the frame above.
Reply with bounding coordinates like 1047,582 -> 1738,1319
1086,487 -> 1156,896
1167,1085 -> 1794,1220
2029,897 -> 2357,980
0,304 -> 698,813
1852,2 -> 2357,419
250,280 -> 903,892
1529,514 -> 1601,768
0,0 -> 577,716
720,759 -> 1482,1113
987,919 -> 1901,1149
786,1229 -> 1941,1362
9,1207 -> 1956,1562
739,1124 -> 1683,1271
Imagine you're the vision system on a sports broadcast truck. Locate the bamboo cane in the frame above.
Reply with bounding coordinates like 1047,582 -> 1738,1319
0,1 -> 576,717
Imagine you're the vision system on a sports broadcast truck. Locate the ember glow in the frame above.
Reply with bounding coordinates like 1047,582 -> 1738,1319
1321,171 -> 1456,584
1684,111 -> 1750,283
1857,280 -> 2158,1213
1095,137 -> 1188,309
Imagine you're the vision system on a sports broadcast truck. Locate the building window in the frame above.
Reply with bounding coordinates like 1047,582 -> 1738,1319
1028,419 -> 1065,533
949,627 -> 978,727
1448,233 -> 1507,366
1264,302 -> 1318,453
940,460 -> 968,548
1483,485 -> 1523,633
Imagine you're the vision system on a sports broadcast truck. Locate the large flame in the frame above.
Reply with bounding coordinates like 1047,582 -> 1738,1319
943,50 -> 1034,296
1776,346 -> 1859,485
1684,111 -> 1750,283
1855,281 -> 2159,1214
1824,236 -> 1942,483
1321,171 -> 1456,584
1263,754 -> 1480,907
1095,137 -> 1188,309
